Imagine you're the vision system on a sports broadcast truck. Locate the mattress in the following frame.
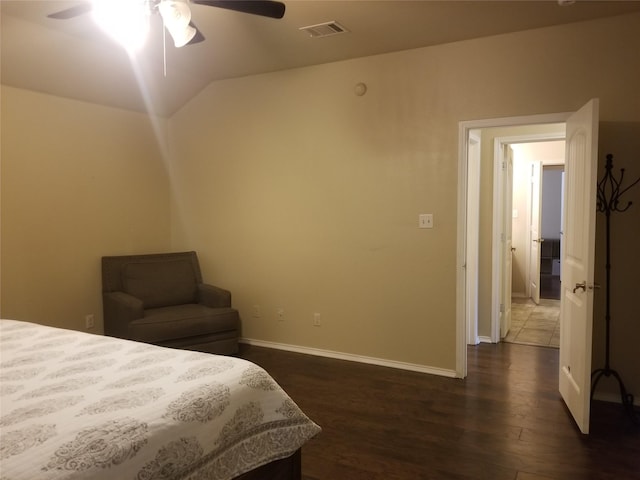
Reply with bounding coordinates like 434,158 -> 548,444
0,319 -> 320,480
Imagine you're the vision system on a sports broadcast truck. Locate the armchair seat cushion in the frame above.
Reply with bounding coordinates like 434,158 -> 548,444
129,304 -> 239,344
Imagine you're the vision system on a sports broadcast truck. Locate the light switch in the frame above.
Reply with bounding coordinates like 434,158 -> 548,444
419,213 -> 433,229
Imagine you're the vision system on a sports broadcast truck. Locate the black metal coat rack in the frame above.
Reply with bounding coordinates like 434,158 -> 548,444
591,153 -> 640,423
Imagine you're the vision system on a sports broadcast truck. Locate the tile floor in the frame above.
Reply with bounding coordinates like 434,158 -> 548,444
505,297 -> 560,348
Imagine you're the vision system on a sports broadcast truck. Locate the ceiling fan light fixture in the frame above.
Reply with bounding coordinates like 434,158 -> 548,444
159,0 -> 197,48
91,0 -> 149,51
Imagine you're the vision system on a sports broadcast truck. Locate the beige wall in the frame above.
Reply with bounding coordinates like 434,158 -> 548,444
168,66 -> 459,369
1,12 -> 638,398
168,11 -> 640,391
0,86 -> 172,331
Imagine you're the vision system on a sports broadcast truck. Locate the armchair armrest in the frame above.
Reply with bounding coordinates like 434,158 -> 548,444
103,291 -> 144,338
198,283 -> 231,308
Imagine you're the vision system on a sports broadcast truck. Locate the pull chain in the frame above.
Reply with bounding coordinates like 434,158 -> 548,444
163,19 -> 167,77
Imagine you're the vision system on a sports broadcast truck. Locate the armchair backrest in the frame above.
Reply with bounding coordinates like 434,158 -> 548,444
102,251 -> 204,309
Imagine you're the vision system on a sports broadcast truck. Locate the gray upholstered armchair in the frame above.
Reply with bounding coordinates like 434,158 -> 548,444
101,251 -> 239,355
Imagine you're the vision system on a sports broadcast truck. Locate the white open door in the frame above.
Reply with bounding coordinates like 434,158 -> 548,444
529,160 -> 543,304
559,98 -> 599,434
501,146 -> 514,338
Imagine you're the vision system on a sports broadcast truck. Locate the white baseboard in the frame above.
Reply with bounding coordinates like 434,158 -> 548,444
478,336 -> 494,344
239,338 -> 457,378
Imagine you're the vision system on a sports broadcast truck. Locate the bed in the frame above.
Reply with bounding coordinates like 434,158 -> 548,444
0,319 -> 320,480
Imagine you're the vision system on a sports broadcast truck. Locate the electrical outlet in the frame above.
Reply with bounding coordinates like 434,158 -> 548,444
252,305 -> 261,318
313,313 -> 321,327
277,308 -> 285,322
85,314 -> 95,329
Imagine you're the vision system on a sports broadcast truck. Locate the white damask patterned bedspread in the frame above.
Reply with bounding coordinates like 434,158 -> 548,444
0,319 -> 320,480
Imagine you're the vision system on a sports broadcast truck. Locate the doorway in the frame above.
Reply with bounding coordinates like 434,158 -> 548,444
458,124 -> 566,348
505,142 -> 565,348
457,100 -> 600,434
539,164 -> 564,301
455,112 -> 570,376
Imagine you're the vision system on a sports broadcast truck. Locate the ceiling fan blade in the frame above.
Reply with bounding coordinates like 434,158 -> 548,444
47,3 -> 93,20
188,22 -> 206,45
192,1 -> 285,19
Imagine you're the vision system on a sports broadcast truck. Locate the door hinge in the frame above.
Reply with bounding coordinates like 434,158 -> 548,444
500,303 -> 505,313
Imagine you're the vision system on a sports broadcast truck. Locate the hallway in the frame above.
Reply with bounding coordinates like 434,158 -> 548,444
505,298 -> 560,348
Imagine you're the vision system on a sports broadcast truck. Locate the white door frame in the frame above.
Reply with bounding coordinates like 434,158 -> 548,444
456,112 -> 570,378
466,131 -> 481,346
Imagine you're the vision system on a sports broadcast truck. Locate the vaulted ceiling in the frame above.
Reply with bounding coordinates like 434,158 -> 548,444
3,1 -> 640,116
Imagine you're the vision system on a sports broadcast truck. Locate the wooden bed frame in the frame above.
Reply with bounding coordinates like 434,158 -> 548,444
234,449 -> 301,480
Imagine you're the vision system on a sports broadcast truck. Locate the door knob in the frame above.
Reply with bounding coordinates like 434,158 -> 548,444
533,238 -> 545,243
573,282 -> 586,293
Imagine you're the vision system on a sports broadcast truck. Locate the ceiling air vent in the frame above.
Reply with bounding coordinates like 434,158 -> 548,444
299,21 -> 349,38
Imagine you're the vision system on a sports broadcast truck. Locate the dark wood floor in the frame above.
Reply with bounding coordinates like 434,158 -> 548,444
239,343 -> 640,480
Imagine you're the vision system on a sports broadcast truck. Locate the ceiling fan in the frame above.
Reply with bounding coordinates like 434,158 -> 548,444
47,0 -> 286,49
